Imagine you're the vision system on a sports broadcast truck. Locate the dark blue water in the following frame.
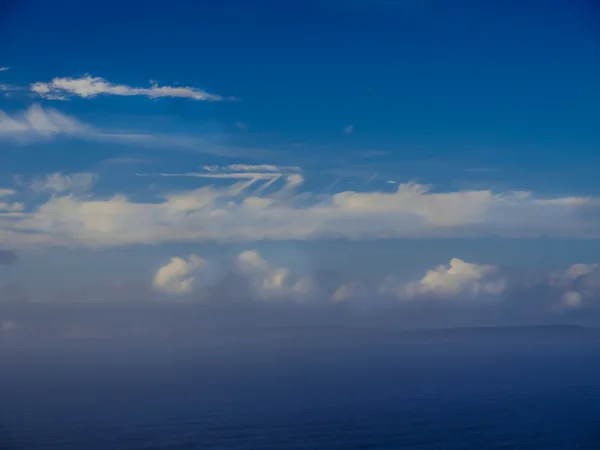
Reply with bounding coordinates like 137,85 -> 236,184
3,332 -> 600,449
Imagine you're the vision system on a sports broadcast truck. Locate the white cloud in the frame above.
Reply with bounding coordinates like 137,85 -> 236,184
3,172 -> 600,248
0,189 -> 16,197
153,254 -> 207,295
31,172 -> 98,194
32,75 -> 229,101
0,105 -> 265,157
550,263 -> 600,310
565,263 -> 596,280
202,164 -> 302,173
0,67 -> 9,72
0,201 -> 24,212
237,250 -> 312,299
382,258 -> 506,299
0,104 -> 89,139
331,283 -> 366,303
102,156 -> 154,165
142,171 -> 281,180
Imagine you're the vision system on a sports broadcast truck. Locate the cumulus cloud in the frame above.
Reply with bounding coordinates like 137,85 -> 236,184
331,282 -> 367,303
152,254 -> 207,295
31,172 -> 98,194
236,250 -> 313,299
32,75 -> 228,101
549,263 -> 600,310
7,252 -> 600,342
0,188 -> 23,212
401,258 -> 506,298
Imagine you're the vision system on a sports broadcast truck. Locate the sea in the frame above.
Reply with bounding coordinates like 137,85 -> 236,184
2,326 -> 600,449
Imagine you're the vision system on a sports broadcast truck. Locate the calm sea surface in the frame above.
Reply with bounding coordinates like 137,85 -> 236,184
2,333 -> 600,449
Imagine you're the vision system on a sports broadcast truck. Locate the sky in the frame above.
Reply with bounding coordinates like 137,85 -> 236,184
1,0 -> 600,341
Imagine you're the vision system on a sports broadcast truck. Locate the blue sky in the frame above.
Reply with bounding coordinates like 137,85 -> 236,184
1,0 -> 600,335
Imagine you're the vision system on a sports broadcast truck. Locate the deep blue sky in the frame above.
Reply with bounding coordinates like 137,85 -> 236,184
1,0 -> 599,191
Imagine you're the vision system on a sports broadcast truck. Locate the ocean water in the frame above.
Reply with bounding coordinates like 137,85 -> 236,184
2,329 -> 600,449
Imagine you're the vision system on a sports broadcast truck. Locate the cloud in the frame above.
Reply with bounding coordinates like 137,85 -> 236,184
152,254 -> 207,295
0,104 -> 89,139
561,291 -> 582,309
202,164 -> 302,173
398,258 -> 506,299
0,201 -> 23,212
0,105 -> 267,157
331,282 -> 368,303
0,67 -> 9,72
7,252 -> 600,343
0,189 -> 16,197
32,75 -> 229,101
343,124 -> 354,134
3,171 -> 600,248
0,250 -> 17,266
31,172 -> 98,194
236,250 -> 312,299
102,156 -> 154,165
550,264 -> 600,310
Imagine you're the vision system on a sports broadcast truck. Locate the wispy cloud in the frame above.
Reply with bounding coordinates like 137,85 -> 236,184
235,121 -> 248,131
0,105 -> 265,157
0,104 -> 90,139
354,150 -> 389,157
202,164 -> 302,173
465,168 -> 501,173
0,189 -> 16,197
30,172 -> 98,194
32,75 -> 232,101
343,124 -> 354,134
0,67 -> 9,72
101,156 -> 155,165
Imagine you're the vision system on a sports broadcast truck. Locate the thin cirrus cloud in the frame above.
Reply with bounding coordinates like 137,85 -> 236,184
2,170 -> 600,248
31,74 -> 231,101
30,172 -> 98,194
0,105 -> 270,157
0,67 -> 9,72
0,104 -> 90,138
202,164 -> 302,173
